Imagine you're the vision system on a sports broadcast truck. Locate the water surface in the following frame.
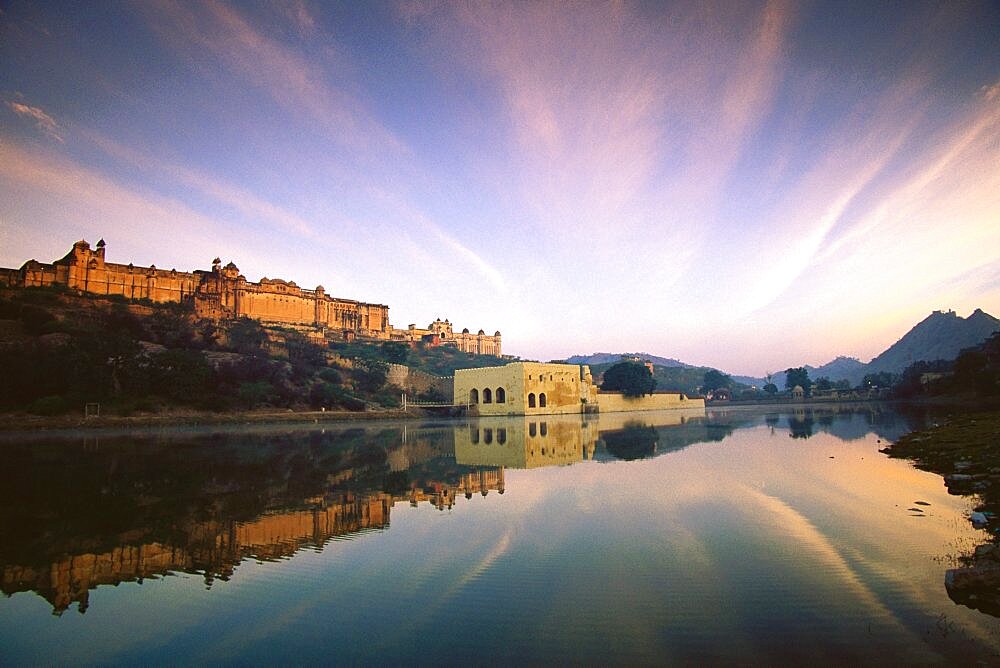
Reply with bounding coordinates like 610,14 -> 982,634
2,405 -> 997,663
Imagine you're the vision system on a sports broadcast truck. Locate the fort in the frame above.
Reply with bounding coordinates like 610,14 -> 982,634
0,239 -> 500,354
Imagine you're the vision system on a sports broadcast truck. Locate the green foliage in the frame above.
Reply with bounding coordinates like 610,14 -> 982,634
330,339 -> 509,376
892,359 -> 952,398
238,381 -> 273,409
309,381 -> 340,409
144,350 -> 216,404
601,361 -> 657,397
285,331 -> 326,378
353,358 -> 389,393
861,371 -> 894,389
763,382 -> 778,395
380,341 -> 409,364
19,304 -> 58,335
318,367 -> 343,384
814,376 -> 833,392
0,288 -> 421,414
702,369 -> 732,393
228,317 -> 268,356
417,386 -> 446,403
147,310 -> 198,349
784,367 -> 812,396
28,395 -> 70,416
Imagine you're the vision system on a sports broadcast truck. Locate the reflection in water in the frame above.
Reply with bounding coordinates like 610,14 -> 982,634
2,402 -> 996,664
0,403 -> 924,618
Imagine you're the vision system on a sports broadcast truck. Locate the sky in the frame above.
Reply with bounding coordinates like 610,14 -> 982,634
1,1 -> 998,376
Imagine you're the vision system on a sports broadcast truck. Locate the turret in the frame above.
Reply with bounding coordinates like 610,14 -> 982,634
222,261 -> 240,280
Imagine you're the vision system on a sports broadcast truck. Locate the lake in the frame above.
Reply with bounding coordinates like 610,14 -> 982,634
2,404 -> 998,664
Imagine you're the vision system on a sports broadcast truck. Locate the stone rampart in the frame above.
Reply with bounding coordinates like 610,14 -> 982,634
596,392 -> 705,413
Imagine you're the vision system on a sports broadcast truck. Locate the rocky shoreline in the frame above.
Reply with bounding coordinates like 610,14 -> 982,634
885,411 -> 1000,615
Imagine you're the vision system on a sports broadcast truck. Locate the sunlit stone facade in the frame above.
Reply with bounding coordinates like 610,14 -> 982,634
4,239 -> 394,339
453,362 -> 705,415
391,317 -> 501,356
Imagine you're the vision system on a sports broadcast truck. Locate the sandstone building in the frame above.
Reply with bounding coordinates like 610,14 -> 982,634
1,240 -> 499,352
391,317 -> 502,356
453,361 -> 704,416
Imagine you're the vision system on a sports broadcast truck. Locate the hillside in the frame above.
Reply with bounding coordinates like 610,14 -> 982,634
564,352 -> 692,368
759,356 -> 869,389
0,285 -> 505,417
867,309 -> 1000,375
564,308 -> 999,391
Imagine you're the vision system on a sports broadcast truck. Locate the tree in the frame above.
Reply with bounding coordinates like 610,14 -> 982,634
762,382 -> 778,395
702,369 -> 732,394
380,341 -> 409,364
601,362 -> 656,397
228,317 -> 268,356
861,371 -> 894,390
784,367 -> 812,396
353,358 -> 389,393
814,376 -> 832,392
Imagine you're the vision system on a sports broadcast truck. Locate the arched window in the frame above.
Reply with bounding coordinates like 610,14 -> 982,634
484,428 -> 493,444
496,387 -> 506,403
471,428 -> 479,444
497,428 -> 507,444
470,388 -> 479,404
528,393 -> 536,408
539,393 -> 547,407
540,422 -> 548,436
483,388 -> 492,404
529,422 -> 537,437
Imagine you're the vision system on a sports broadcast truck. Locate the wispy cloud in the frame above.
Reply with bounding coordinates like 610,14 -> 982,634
0,138 -> 271,273
5,99 -> 64,142
141,0 -> 402,154
402,1 -> 793,250
82,130 -> 320,239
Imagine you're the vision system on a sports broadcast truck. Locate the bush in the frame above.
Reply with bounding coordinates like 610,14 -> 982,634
20,304 -> 56,335
28,395 -> 70,416
309,381 -> 340,409
238,381 -> 273,409
318,367 -> 342,384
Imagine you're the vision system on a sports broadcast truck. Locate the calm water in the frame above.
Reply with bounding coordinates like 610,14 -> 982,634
2,405 -> 999,664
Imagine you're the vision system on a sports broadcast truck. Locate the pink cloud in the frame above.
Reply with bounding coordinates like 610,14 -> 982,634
5,100 -> 64,142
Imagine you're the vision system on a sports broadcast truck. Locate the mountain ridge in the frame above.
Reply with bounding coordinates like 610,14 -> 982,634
563,308 -> 999,389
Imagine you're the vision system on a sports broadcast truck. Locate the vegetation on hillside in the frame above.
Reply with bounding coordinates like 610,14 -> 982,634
0,286 -> 508,417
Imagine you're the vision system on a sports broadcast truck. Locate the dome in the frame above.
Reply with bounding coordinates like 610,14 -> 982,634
462,328 -> 470,334
478,329 -> 485,335
494,331 -> 501,337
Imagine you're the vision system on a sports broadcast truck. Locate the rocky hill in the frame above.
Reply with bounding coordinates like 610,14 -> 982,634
564,309 -> 999,390
866,309 -> 1000,375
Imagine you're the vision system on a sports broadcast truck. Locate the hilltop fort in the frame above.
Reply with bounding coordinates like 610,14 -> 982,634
0,239 -> 501,355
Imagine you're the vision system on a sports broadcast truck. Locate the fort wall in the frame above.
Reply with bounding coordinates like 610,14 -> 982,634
595,392 -> 705,412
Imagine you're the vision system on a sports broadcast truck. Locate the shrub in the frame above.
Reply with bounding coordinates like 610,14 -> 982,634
28,395 -> 70,416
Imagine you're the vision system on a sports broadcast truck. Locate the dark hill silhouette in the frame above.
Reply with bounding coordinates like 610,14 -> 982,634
866,309 -> 1000,375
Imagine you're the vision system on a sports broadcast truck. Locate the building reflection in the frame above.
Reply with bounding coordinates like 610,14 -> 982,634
1,406 -> 727,614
